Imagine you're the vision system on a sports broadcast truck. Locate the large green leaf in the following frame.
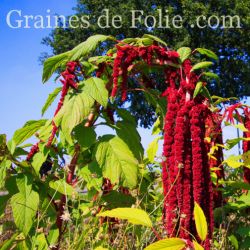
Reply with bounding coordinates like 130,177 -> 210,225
31,151 -> 49,175
41,87 -> 62,116
49,179 -> 76,196
74,125 -> 96,149
223,155 -> 243,168
177,47 -> 191,62
194,202 -> 208,241
12,120 -> 47,147
70,35 -> 115,61
94,135 -> 138,188
146,137 -> 160,163
191,61 -> 213,72
82,77 -> 109,107
54,91 -> 95,142
97,208 -> 152,227
144,238 -> 186,250
10,175 -> 39,235
115,120 -> 144,161
42,51 -> 71,83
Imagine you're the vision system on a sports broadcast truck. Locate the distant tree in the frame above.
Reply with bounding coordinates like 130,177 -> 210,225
42,0 -> 250,127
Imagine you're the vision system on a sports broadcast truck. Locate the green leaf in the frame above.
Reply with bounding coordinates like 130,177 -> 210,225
142,34 -> 167,47
193,241 -> 204,250
117,109 -> 137,125
42,51 -> 71,83
0,195 -> 9,217
196,48 -> 218,61
228,235 -> 238,250
12,120 -> 47,148
94,135 -> 138,188
194,202 -> 208,241
33,233 -> 49,250
97,208 -> 152,227
10,175 -> 39,235
49,179 -> 76,196
144,238 -> 186,250
141,37 -> 154,46
191,61 -> 213,72
200,86 -> 213,103
78,162 -> 102,191
232,123 -> 248,132
101,191 -> 136,209
177,47 -> 191,62
0,233 -> 19,250
74,126 -> 96,149
38,120 -> 53,141
47,226 -> 59,246
70,35 -> 115,61
193,82 -> 203,98
147,137 -> 160,163
236,226 -> 250,237
222,181 -> 250,190
223,155 -> 243,168
115,120 -> 144,161
82,77 -> 109,107
152,117 -> 161,135
94,247 -> 108,250
54,91 -> 95,142
202,72 -> 219,80
0,160 -> 11,189
41,87 -> 62,116
31,151 -> 49,175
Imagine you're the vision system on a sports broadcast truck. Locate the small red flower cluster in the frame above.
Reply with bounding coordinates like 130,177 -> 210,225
26,62 -> 79,160
26,142 -> 39,161
47,62 -> 79,147
243,107 -> 250,185
205,112 -> 224,208
110,45 -> 179,101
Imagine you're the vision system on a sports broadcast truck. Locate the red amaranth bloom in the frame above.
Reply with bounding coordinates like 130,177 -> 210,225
190,103 -> 213,248
162,86 -> 179,236
243,107 -> 250,186
47,61 -> 78,147
223,103 -> 243,124
205,112 -> 225,208
26,142 -> 39,161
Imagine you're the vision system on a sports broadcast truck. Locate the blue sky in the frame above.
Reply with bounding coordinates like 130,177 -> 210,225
0,0 -> 76,137
0,0 -> 243,156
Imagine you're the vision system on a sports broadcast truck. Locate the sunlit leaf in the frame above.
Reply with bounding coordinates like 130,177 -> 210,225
194,202 -> 208,241
196,48 -> 218,61
41,87 -> 62,116
177,47 -> 191,62
191,61 -> 213,72
193,241 -> 204,250
97,208 -> 152,227
144,238 -> 186,250
94,135 -> 138,188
